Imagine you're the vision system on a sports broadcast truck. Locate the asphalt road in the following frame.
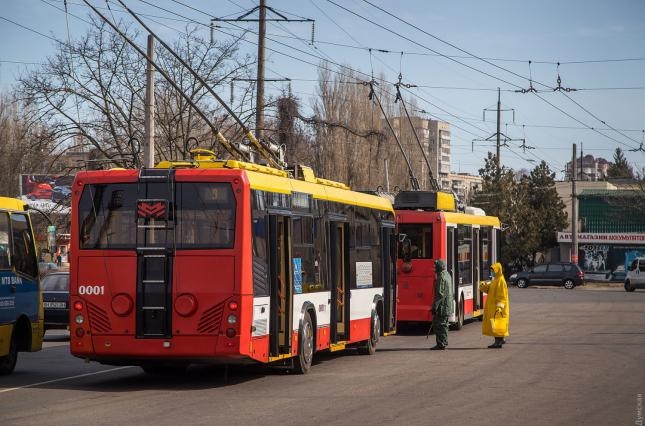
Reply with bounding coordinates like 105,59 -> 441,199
1,285 -> 644,426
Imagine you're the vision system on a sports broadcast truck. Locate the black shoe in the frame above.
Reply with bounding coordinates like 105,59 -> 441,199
430,345 -> 446,350
487,344 -> 502,349
501,339 -> 506,345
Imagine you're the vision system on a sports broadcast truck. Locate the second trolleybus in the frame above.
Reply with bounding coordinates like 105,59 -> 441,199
395,191 -> 501,330
69,150 -> 397,374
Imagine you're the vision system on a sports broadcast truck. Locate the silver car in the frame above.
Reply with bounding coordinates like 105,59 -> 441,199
624,257 -> 645,292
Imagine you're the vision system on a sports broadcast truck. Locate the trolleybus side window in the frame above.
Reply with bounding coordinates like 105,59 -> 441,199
480,226 -> 492,278
0,212 -> 10,269
293,215 -> 321,293
10,213 -> 38,278
457,225 -> 472,285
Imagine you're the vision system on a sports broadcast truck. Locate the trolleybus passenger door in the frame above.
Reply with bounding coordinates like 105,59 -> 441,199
472,227 -> 481,310
382,226 -> 396,333
330,222 -> 348,342
268,215 -> 293,356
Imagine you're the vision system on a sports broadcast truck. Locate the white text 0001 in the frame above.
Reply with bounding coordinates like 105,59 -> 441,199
78,285 -> 105,295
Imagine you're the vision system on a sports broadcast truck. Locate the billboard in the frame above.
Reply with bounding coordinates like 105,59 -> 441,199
18,174 -> 73,214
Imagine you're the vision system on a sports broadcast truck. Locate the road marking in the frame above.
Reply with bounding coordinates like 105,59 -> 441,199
0,366 -> 134,393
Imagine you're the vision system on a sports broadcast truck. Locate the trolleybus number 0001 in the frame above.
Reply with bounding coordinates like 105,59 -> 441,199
78,285 -> 105,295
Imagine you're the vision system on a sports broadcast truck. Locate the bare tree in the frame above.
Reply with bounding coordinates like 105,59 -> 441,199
309,65 -> 388,190
303,64 -> 429,192
0,94 -> 57,196
18,17 -> 253,168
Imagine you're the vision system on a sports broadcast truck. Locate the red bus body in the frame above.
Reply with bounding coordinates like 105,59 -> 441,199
69,161 -> 396,372
396,208 -> 500,328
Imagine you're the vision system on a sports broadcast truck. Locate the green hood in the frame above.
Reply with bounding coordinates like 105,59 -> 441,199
434,259 -> 446,272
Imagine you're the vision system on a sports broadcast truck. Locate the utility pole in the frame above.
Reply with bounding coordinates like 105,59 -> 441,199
473,88 -> 518,169
255,0 -> 266,141
579,142 -> 584,180
143,34 -> 155,168
496,88 -> 501,167
571,143 -> 578,265
211,3 -> 313,142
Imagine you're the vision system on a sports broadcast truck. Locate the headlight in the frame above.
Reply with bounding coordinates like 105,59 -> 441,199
510,274 -> 517,279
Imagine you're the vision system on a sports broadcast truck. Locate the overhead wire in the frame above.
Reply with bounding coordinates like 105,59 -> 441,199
22,1 -> 639,173
355,0 -> 643,151
0,7 -> 514,174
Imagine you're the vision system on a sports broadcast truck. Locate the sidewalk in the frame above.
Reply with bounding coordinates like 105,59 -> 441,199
581,281 -> 625,290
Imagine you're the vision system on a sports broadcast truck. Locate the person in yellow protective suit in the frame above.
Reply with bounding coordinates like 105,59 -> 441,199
479,262 -> 509,349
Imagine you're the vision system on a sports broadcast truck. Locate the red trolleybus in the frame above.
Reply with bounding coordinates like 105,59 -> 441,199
395,191 -> 501,330
0,197 -> 43,374
69,151 -> 396,374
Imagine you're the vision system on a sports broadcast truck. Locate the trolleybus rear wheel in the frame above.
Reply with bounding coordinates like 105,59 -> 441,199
358,310 -> 380,355
451,298 -> 464,331
293,310 -> 314,374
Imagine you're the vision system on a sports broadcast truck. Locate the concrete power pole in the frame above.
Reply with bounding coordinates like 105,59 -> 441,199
255,0 -> 266,141
473,88 -> 519,169
211,2 -> 312,145
143,35 -> 155,168
496,88 -> 501,168
571,143 -> 578,264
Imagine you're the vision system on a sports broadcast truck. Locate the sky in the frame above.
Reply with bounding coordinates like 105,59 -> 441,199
1,0 -> 644,180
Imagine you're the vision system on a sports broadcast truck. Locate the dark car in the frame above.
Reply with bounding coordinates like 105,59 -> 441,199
508,263 -> 584,290
38,261 -> 59,276
41,272 -> 70,333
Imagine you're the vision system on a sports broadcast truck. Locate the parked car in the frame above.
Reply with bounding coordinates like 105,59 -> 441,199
38,261 -> 59,276
27,183 -> 53,200
509,263 -> 585,290
624,257 -> 645,292
51,185 -> 72,203
41,272 -> 70,333
610,265 -> 627,282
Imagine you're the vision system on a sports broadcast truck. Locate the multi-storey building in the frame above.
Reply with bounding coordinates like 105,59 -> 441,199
564,154 -> 609,181
427,119 -> 452,190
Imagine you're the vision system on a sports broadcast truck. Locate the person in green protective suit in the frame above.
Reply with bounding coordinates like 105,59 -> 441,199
479,262 -> 510,349
430,259 -> 454,350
